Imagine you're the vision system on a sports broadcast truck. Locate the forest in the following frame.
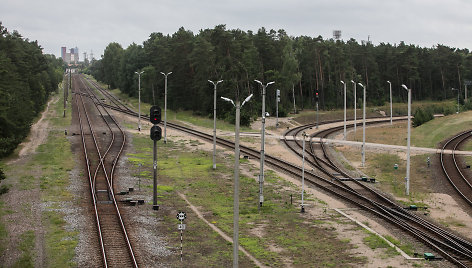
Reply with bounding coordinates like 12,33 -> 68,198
86,25 -> 472,125
0,23 -> 64,158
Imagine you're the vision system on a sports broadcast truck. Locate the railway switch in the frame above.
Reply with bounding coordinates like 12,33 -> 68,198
150,125 -> 162,141
150,105 -> 161,124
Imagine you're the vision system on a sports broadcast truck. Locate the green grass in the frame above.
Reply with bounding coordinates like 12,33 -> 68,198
0,83 -> 77,266
363,231 -> 399,258
43,211 -> 78,267
13,230 -> 35,268
384,235 -> 415,256
412,110 -> 472,148
0,201 -> 8,255
129,133 -> 367,267
292,100 -> 455,125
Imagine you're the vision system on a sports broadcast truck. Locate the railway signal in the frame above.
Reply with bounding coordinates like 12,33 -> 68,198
150,125 -> 162,141
149,105 -> 162,211
150,105 -> 161,124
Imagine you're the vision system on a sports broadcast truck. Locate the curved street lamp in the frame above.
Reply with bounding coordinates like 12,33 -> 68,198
160,71 -> 172,143
351,80 -> 357,133
221,93 -> 253,268
341,81 -> 346,140
254,80 -> 274,208
208,79 -> 223,170
387,81 -> 392,125
358,83 -> 366,167
402,84 -> 411,196
135,70 -> 144,131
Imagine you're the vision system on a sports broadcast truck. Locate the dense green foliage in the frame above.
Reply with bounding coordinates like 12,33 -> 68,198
412,108 -> 434,127
0,23 -> 64,157
86,25 -> 472,124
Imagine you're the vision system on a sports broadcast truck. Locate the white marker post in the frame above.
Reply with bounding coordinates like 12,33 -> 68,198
177,211 -> 187,262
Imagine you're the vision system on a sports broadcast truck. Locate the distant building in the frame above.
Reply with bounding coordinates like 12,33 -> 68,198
61,46 -> 66,60
61,46 -> 79,65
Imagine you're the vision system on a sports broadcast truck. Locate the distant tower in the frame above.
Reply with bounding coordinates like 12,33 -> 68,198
74,47 -> 79,62
333,30 -> 342,40
83,51 -> 87,62
61,46 -> 66,60
90,50 -> 94,61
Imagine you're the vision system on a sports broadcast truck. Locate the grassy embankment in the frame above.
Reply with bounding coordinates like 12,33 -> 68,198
0,79 -> 77,267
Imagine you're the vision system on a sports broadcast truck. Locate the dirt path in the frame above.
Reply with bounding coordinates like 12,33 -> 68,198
9,95 -> 58,163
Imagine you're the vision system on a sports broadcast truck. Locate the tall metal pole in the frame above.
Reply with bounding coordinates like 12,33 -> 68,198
161,72 -> 172,143
387,81 -> 392,125
402,84 -> 411,196
292,84 -> 296,114
138,73 -> 141,131
221,94 -> 252,268
341,81 -> 346,140
255,80 -> 274,208
351,80 -> 356,133
276,89 -> 279,128
63,70 -> 67,118
457,89 -> 460,113
466,84 -> 468,102
208,80 -> 223,170
358,83 -> 366,167
135,71 -> 144,131
316,101 -> 319,129
233,100 -> 241,268
66,69 -> 70,107
301,132 -> 306,213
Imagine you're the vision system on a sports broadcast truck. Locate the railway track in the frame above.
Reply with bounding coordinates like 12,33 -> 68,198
82,74 -> 472,267
440,130 -> 472,207
73,74 -> 138,267
283,121 -> 472,267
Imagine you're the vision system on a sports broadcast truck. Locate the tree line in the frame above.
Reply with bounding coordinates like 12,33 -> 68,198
0,22 -> 64,158
86,25 -> 472,125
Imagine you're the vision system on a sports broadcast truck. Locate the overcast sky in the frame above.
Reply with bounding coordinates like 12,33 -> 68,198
1,0 -> 471,60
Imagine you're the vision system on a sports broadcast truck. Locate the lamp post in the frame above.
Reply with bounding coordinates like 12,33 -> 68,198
160,72 -> 172,143
341,81 -> 346,140
452,88 -> 459,113
351,80 -> 356,133
358,83 -> 366,167
276,89 -> 280,128
402,84 -> 411,196
221,93 -> 253,268
255,80 -> 275,209
135,70 -> 144,131
208,79 -> 223,170
387,81 -> 392,125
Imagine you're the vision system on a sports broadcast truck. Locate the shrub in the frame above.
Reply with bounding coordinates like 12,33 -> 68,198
0,185 -> 9,195
412,108 -> 434,127
0,168 -> 5,181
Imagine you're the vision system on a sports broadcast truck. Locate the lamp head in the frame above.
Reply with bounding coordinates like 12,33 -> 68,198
401,84 -> 408,91
242,94 -> 253,107
358,82 -> 364,88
